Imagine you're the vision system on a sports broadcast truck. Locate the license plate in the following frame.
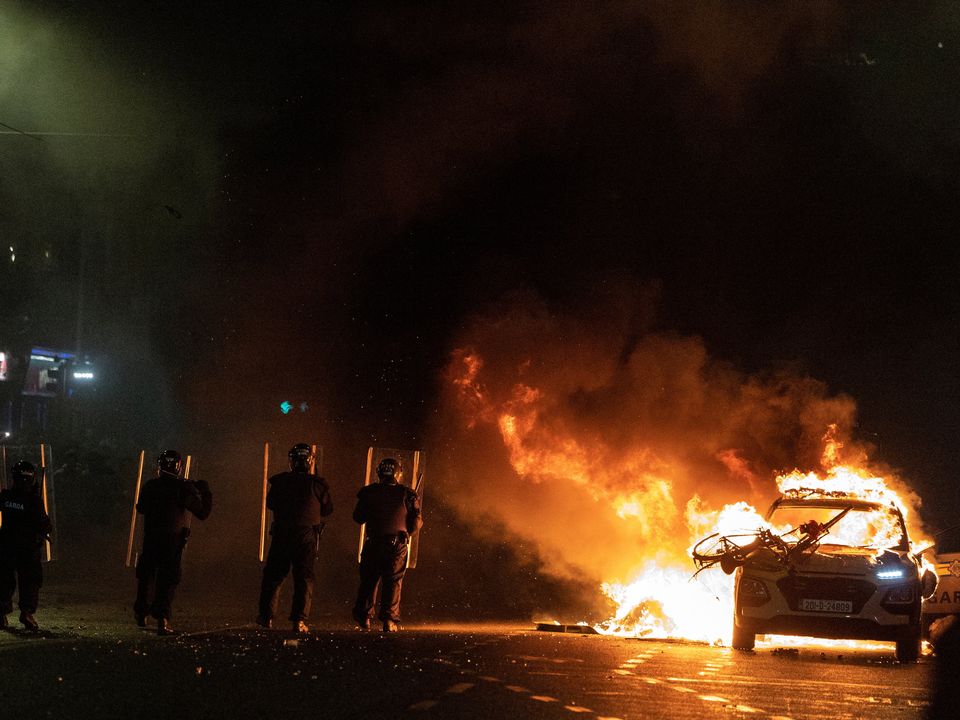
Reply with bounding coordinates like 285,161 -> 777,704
799,599 -> 853,613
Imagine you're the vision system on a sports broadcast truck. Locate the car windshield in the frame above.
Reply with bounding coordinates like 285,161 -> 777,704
768,504 -> 906,550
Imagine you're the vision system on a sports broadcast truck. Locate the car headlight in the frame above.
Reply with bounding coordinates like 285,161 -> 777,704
877,569 -> 906,580
738,577 -> 770,606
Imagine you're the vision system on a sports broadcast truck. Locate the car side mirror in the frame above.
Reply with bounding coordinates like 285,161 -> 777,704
921,568 -> 939,599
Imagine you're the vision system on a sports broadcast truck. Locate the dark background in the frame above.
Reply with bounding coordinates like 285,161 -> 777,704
2,2 -> 959,619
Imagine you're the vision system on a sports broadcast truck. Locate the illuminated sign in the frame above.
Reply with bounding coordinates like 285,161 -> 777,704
278,400 -> 310,415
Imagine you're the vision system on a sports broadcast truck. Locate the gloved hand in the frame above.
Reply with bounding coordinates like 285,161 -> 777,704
178,482 -> 201,510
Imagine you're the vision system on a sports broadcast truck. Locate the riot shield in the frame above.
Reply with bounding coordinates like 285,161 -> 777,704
258,442 -> 324,562
39,444 -> 56,562
181,455 -> 196,566
406,451 -> 425,569
357,447 -> 425,569
0,444 -> 58,562
124,451 -> 146,567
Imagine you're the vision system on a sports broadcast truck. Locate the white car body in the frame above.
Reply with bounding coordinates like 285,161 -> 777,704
732,496 -> 930,662
923,550 -> 960,628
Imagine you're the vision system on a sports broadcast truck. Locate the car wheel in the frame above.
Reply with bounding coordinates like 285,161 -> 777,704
731,618 -> 755,650
895,623 -> 922,663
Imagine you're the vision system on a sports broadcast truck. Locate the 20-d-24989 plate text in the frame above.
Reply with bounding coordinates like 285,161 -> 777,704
799,599 -> 853,613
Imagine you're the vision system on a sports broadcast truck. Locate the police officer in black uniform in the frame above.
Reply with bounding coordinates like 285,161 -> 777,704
0,461 -> 51,631
352,457 -> 422,632
134,450 -> 212,635
257,443 -> 333,633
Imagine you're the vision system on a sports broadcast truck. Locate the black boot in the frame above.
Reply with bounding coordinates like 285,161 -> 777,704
256,615 -> 273,629
135,613 -> 147,628
19,612 -> 39,632
352,611 -> 371,630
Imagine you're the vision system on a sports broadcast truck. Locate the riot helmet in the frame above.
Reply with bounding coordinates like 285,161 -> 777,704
376,457 -> 402,484
157,449 -> 183,477
11,460 -> 37,489
288,443 -> 314,472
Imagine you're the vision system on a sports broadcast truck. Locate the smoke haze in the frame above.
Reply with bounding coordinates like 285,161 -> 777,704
431,286 -> 915,594
3,1 -> 958,621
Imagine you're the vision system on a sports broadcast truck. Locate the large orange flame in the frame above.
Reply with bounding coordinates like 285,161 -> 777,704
450,351 -> 929,646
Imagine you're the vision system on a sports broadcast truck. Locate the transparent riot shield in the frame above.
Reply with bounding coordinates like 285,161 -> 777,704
125,451 -> 147,567
181,455 -> 196,566
0,444 -> 58,562
357,447 -> 425,569
258,442 -> 324,562
39,444 -> 57,562
407,451 -> 425,569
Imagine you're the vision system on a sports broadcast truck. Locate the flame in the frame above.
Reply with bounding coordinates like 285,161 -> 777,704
604,456 -> 930,643
449,351 -> 929,648
452,351 -> 487,428
820,423 -> 844,468
597,561 -> 731,644
487,364 -> 683,540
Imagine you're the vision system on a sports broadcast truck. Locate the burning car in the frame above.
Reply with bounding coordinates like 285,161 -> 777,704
694,488 -> 938,662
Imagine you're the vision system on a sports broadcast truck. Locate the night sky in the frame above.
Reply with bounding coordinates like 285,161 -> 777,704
3,2 -> 960,613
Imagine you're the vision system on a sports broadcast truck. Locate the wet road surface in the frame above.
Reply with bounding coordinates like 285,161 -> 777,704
0,612 -> 933,719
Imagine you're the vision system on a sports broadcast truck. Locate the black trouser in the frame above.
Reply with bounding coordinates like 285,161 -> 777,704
135,533 -> 185,620
929,619 -> 960,718
0,541 -> 43,615
258,526 -> 319,622
354,535 -> 409,624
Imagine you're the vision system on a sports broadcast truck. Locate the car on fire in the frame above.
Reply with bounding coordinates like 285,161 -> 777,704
727,491 -> 937,662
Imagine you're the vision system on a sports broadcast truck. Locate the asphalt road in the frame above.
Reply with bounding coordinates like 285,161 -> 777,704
0,611 -> 937,720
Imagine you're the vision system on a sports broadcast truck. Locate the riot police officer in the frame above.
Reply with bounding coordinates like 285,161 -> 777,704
352,457 -> 422,632
134,450 -> 212,635
257,443 -> 333,633
0,461 -> 51,631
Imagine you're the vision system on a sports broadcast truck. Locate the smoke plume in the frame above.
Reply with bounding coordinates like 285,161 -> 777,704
431,286 -> 879,588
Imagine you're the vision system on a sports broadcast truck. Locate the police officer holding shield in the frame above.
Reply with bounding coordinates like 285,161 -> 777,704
352,458 -> 422,632
257,443 -> 333,633
0,461 -> 52,631
134,450 -> 212,635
